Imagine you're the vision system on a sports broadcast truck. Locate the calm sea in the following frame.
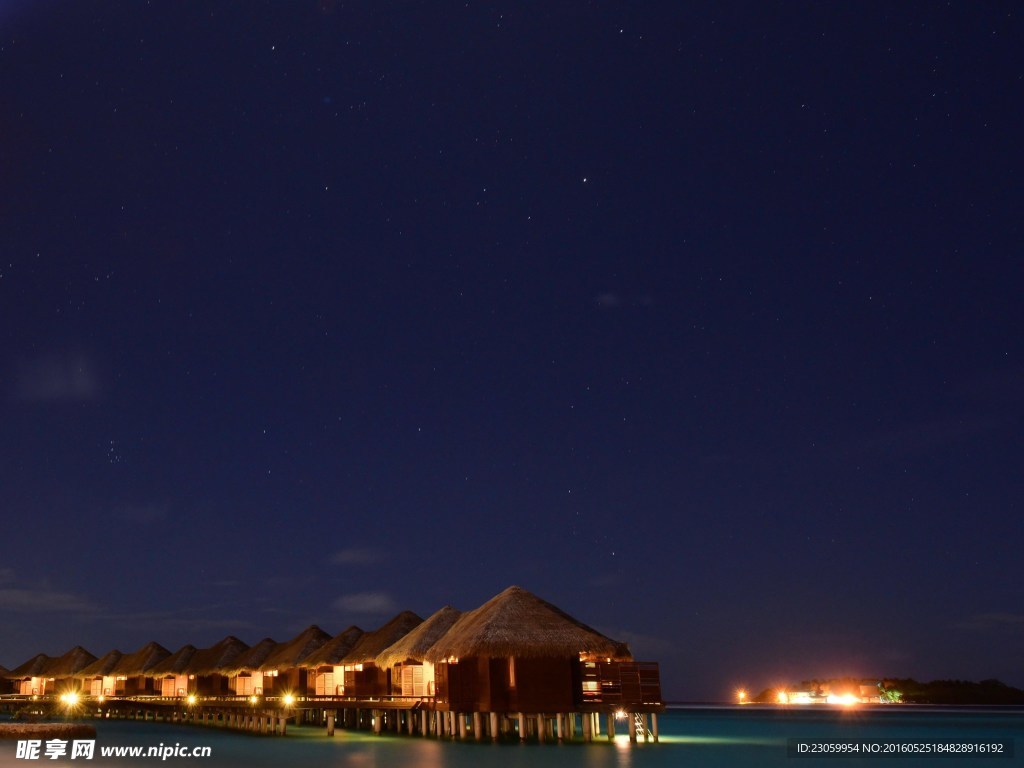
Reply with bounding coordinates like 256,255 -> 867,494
2,706 -> 1022,767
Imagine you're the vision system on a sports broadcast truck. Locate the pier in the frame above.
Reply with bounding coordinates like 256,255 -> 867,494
1,587 -> 663,746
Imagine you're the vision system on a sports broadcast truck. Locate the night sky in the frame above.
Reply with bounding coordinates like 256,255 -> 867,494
1,1 -> 1021,701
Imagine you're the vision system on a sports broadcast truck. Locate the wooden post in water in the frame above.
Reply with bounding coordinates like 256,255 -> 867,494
326,711 -> 335,736
582,711 -> 592,742
536,714 -> 546,742
517,712 -> 526,741
473,712 -> 482,741
651,713 -> 659,743
606,712 -> 615,742
628,712 -> 637,743
489,712 -> 499,741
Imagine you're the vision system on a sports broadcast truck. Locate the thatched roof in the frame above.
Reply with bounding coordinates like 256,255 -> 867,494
298,626 -> 364,668
43,646 -> 97,677
423,586 -> 631,662
376,606 -> 462,669
5,654 -> 50,679
147,645 -> 197,677
182,636 -> 249,677
220,638 -> 277,676
78,650 -> 124,678
259,626 -> 331,671
111,642 -> 172,676
340,611 -> 423,665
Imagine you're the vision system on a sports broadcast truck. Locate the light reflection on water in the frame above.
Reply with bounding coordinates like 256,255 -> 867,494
1,708 -> 1020,768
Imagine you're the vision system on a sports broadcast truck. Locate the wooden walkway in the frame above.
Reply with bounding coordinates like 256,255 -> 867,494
0,694 -> 661,744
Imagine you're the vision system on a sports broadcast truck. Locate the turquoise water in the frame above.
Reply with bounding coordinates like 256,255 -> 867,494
2,707 -> 1021,767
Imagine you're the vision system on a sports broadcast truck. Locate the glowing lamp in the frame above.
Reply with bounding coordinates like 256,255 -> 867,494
282,694 -> 295,707
186,694 -> 197,706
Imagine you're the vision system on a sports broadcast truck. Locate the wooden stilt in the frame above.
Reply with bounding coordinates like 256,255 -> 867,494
326,712 -> 335,736
458,712 -> 467,740
582,711 -> 592,742
628,712 -> 637,743
473,712 -> 482,741
537,713 -> 546,742
606,712 -> 615,741
489,711 -> 499,741
556,713 -> 564,741
651,712 -> 659,743
517,712 -> 526,741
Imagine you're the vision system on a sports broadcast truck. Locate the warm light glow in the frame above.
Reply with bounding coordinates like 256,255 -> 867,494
282,694 -> 295,707
826,693 -> 860,706
777,691 -> 788,704
249,695 -> 258,704
97,695 -> 106,703
186,694 -> 197,706
614,709 -> 627,720
737,689 -> 747,703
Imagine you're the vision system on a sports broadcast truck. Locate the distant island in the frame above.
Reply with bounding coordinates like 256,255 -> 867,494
746,678 -> 1024,706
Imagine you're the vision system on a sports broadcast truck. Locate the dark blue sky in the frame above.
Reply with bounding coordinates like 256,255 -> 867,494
1,1 -> 1021,700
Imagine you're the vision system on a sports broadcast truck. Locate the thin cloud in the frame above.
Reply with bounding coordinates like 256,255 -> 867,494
0,587 -> 97,613
860,416 -> 998,456
13,351 -> 101,402
111,502 -> 168,524
956,613 -> 1024,633
333,591 -> 397,615
330,547 -> 382,566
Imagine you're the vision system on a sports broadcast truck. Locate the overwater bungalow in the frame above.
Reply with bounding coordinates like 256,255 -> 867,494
78,650 -> 124,697
110,641 -> 172,696
182,636 -> 249,696
299,625 -> 364,696
376,606 -> 462,698
423,586 -> 661,726
256,625 -> 331,697
221,638 -> 278,696
41,647 -> 98,696
336,611 -> 423,698
0,666 -> 9,695
7,654 -> 52,695
147,644 -> 197,697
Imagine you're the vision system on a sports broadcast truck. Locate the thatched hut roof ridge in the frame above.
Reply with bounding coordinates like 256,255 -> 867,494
180,636 -> 248,677
5,654 -> 50,679
43,646 -> 98,677
78,650 -> 124,678
259,625 -> 331,671
424,586 -> 631,662
221,637 -> 277,676
376,606 -> 462,669
340,611 -> 423,665
147,645 -> 197,676
112,641 -> 172,676
299,626 -> 364,668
